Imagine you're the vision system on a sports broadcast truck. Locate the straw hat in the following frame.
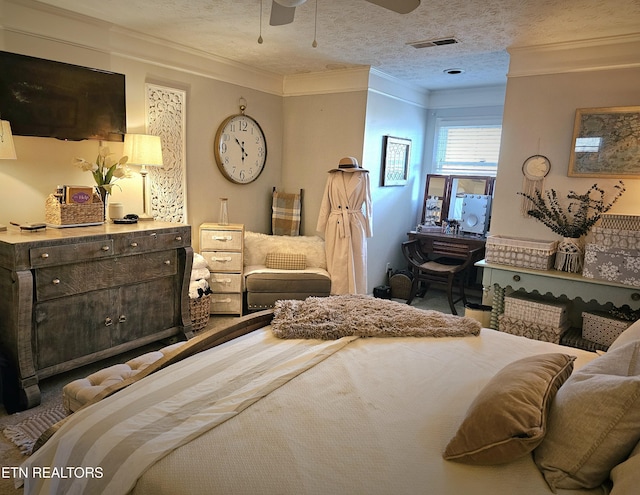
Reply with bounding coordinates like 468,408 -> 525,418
329,156 -> 368,172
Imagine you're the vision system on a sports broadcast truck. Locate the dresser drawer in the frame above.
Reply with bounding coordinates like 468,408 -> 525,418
202,251 -> 242,272
115,230 -> 189,255
35,250 -> 177,300
200,229 -> 243,251
30,240 -> 114,267
209,272 -> 242,293
210,293 -> 242,314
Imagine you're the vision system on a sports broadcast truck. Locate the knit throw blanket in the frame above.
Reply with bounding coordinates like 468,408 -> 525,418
271,295 -> 481,340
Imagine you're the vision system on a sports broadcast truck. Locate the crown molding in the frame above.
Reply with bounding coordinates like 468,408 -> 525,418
282,67 -> 372,97
508,33 -> 640,78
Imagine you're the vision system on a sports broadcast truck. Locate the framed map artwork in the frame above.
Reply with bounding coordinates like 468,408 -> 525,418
568,106 -> 640,178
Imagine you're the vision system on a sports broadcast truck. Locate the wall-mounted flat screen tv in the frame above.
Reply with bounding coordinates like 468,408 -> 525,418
0,50 -> 126,142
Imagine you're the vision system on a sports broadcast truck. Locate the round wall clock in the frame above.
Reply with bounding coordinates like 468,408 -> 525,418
214,111 -> 267,184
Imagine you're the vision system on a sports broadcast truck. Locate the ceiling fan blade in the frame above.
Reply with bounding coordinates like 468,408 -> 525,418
365,0 -> 420,14
270,1 -> 296,25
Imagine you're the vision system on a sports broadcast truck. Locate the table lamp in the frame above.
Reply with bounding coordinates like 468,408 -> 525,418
123,133 -> 163,221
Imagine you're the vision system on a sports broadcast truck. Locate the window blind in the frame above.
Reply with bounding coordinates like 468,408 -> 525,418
434,124 -> 502,175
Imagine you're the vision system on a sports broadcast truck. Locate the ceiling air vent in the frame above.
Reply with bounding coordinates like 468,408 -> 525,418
407,37 -> 460,49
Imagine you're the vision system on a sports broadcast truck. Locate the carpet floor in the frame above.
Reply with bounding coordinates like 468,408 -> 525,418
0,291 -> 474,494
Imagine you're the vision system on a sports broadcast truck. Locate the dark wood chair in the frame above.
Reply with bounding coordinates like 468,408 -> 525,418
401,238 -> 483,315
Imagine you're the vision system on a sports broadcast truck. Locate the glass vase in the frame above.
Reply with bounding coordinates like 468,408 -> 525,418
218,197 -> 229,225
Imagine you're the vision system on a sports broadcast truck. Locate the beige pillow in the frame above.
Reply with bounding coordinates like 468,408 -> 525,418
534,341 -> 640,491
443,353 -> 575,465
265,252 -> 306,270
610,440 -> 640,495
608,318 -> 640,352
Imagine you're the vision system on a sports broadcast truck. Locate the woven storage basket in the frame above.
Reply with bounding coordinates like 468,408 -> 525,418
390,270 -> 413,300
45,193 -> 104,226
485,235 -> 557,270
190,294 -> 211,331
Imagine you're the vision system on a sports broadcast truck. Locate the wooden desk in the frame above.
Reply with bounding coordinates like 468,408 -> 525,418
407,230 -> 486,262
477,259 -> 640,330
406,231 -> 487,293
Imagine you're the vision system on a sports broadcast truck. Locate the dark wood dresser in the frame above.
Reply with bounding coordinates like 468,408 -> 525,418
0,222 -> 193,410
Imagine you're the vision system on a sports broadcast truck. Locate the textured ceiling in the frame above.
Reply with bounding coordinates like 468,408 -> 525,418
37,0 -> 640,90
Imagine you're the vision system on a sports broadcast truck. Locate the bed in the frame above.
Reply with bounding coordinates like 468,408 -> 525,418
18,295 -> 640,495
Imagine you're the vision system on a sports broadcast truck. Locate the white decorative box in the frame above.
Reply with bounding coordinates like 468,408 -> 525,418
587,227 -> 640,251
504,292 -> 569,328
485,235 -> 557,270
581,311 -> 634,347
582,244 -> 640,287
498,315 -> 569,344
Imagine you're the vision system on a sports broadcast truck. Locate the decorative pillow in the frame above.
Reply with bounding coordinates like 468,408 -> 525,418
265,252 -> 306,270
608,318 -> 640,352
610,440 -> 640,495
442,353 -> 575,465
534,341 -> 640,491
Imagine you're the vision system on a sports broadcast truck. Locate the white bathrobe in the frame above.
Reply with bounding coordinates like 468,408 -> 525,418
316,169 -> 373,295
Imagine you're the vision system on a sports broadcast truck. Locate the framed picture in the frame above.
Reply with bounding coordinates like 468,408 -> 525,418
382,136 -> 411,186
568,106 -> 640,178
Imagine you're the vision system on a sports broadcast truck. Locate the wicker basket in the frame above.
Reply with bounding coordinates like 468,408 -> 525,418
189,294 -> 211,331
485,235 -> 558,270
45,193 -> 104,226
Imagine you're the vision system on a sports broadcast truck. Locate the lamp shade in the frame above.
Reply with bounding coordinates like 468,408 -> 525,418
123,134 -> 163,167
0,120 -> 17,160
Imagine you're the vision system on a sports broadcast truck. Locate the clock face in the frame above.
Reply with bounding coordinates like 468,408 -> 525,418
522,155 -> 551,180
214,114 -> 267,184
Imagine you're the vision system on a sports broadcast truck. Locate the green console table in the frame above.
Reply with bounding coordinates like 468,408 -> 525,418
476,259 -> 640,330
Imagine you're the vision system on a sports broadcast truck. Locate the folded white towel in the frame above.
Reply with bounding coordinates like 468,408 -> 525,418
190,267 -> 211,281
192,253 -> 209,270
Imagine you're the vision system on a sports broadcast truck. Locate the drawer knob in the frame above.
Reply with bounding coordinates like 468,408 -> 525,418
164,260 -> 171,265
513,275 -> 521,282
40,253 -> 49,259
101,246 -> 110,252
130,242 -> 138,248
151,233 -> 157,238
213,235 -> 232,241
119,315 -> 127,323
213,256 -> 232,262
632,293 -> 640,301
104,317 -> 113,327
215,278 -> 232,284
175,236 -> 182,241
52,278 -> 60,285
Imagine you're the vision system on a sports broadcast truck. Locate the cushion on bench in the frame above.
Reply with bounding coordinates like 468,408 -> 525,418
62,342 -> 186,413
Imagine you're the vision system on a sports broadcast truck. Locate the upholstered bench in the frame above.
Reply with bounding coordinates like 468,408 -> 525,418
62,342 -> 186,413
244,231 -> 331,312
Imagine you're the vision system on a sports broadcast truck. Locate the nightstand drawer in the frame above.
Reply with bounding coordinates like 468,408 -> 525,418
200,229 -> 243,251
209,272 -> 242,293
30,240 -> 114,267
202,251 -> 242,272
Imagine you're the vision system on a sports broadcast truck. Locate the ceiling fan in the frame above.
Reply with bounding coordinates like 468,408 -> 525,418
269,0 -> 420,26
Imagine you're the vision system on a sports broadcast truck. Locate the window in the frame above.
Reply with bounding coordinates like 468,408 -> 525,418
433,118 -> 502,176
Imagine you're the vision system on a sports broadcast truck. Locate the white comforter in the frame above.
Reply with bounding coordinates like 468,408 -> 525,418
23,327 -> 603,495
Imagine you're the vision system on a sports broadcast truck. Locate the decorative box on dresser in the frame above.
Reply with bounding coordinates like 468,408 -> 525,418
0,222 -> 193,411
199,223 -> 244,316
